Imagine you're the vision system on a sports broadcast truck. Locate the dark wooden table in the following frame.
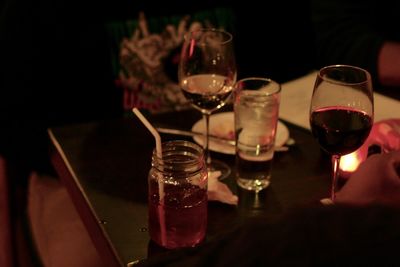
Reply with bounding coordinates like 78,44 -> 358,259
48,108 -> 331,267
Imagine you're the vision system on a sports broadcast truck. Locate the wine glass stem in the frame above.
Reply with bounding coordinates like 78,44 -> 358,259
331,155 -> 341,202
203,113 -> 211,165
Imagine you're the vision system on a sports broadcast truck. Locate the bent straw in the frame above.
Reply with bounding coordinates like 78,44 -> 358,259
132,108 -> 167,247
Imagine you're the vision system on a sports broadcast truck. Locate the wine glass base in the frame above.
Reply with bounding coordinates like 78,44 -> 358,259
207,159 -> 231,180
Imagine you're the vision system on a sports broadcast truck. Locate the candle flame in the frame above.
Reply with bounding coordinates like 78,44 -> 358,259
340,151 -> 362,172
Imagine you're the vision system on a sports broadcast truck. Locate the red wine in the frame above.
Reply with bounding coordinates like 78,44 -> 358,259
310,107 -> 372,155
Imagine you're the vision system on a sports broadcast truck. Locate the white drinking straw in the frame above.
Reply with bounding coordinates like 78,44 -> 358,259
132,108 -> 167,247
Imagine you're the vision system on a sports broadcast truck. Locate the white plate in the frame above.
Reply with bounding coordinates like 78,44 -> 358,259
191,112 -> 290,155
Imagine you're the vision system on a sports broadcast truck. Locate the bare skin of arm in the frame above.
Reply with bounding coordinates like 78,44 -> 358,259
378,41 -> 400,87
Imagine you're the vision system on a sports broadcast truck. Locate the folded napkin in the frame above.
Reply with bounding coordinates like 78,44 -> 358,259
335,151 -> 400,206
357,119 -> 400,157
366,119 -> 400,152
207,171 -> 238,205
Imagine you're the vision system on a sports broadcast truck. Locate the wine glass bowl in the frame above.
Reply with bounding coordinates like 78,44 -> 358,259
180,74 -> 233,113
179,29 -> 236,113
178,28 -> 237,179
309,65 -> 374,201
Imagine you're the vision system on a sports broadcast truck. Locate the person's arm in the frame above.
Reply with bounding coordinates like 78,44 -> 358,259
378,41 -> 400,87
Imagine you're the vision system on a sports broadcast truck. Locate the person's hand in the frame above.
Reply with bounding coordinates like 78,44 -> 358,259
336,150 -> 400,206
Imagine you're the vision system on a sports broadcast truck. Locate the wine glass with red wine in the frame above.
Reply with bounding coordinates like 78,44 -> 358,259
309,65 -> 374,202
178,28 -> 237,180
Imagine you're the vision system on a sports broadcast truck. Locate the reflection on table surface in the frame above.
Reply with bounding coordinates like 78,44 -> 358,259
48,106 -> 331,267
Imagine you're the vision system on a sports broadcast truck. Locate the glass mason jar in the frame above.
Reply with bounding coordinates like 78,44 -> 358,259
148,140 -> 208,249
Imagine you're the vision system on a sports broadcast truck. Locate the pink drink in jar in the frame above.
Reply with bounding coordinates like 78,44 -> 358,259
148,140 -> 208,249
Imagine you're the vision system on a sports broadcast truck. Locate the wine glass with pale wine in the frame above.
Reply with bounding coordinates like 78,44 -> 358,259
309,65 -> 374,202
178,28 -> 237,180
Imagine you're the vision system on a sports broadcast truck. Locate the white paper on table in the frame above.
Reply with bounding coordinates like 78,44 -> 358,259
279,71 -> 317,130
279,71 -> 400,130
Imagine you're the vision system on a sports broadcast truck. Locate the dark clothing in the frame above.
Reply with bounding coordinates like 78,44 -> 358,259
0,0 -> 123,175
310,0 -> 400,89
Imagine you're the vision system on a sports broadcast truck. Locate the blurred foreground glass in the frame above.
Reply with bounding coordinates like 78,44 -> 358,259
234,78 -> 281,193
309,65 -> 374,202
178,28 -> 237,180
148,140 -> 208,249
